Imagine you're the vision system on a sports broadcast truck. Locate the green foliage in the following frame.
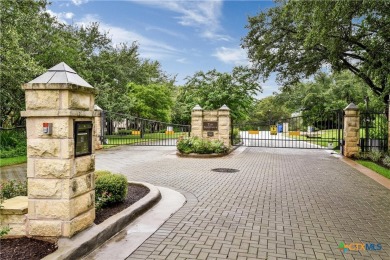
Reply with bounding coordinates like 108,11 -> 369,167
95,172 -> 128,208
117,130 -> 132,135
243,0 -> 390,97
383,156 -> 390,168
368,151 -> 383,163
1,1 -> 173,127
0,225 -> 11,238
173,67 -> 261,124
0,180 -> 27,201
232,128 -> 241,145
0,129 -> 27,158
128,83 -> 174,122
95,170 -> 112,179
357,160 -> 390,179
177,137 -> 229,154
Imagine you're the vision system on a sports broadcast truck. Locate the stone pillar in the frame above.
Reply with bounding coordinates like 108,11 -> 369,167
190,104 -> 231,147
343,103 -> 360,157
94,105 -> 103,150
191,105 -> 203,138
218,105 -> 231,146
21,62 -> 96,238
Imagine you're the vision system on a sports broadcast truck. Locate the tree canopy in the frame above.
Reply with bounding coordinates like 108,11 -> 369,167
173,66 -> 262,124
242,0 -> 390,98
0,0 -> 171,127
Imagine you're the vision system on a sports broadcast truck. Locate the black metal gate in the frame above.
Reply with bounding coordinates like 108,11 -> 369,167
101,111 -> 190,147
360,111 -> 388,152
233,110 -> 344,150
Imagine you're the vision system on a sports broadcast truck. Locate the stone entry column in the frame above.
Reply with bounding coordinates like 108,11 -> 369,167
191,104 -> 231,147
21,62 -> 96,237
343,103 -> 360,158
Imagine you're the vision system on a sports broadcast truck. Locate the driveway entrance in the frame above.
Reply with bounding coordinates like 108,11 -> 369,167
96,146 -> 390,259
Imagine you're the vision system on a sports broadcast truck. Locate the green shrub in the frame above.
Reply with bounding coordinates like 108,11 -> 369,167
117,129 -> 132,135
95,172 -> 128,208
177,137 -> 229,154
368,151 -> 382,162
383,156 -> 390,168
232,128 -> 241,145
95,170 -> 112,180
0,180 -> 27,202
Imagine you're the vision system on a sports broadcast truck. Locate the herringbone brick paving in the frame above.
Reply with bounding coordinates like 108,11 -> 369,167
96,147 -> 390,259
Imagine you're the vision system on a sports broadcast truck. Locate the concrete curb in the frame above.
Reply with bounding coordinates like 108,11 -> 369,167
339,156 -> 390,190
176,144 -> 242,158
42,181 -> 161,260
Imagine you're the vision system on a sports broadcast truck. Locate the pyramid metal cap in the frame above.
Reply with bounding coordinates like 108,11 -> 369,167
219,104 -> 230,110
28,62 -> 93,88
344,103 -> 359,111
192,104 -> 203,111
94,105 -> 103,111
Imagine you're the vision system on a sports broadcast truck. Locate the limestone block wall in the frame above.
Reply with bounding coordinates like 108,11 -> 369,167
0,196 -> 28,237
21,78 -> 96,237
343,103 -> 360,158
191,105 -> 231,147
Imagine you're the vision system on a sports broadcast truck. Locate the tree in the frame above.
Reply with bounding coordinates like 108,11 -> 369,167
242,0 -> 390,98
248,96 -> 292,124
173,66 -> 262,124
127,82 -> 174,122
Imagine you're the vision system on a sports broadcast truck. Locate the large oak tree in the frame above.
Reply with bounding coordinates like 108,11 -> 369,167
242,0 -> 390,99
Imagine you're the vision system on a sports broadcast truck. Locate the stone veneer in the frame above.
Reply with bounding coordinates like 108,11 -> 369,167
18,63 -> 97,238
343,103 -> 360,158
191,105 -> 231,147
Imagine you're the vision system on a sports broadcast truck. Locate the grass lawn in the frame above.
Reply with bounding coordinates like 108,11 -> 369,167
356,160 -> 390,179
0,156 -> 27,167
285,129 -> 342,148
105,132 -> 188,146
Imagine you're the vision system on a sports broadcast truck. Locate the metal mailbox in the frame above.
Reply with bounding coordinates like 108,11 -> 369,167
74,121 -> 93,157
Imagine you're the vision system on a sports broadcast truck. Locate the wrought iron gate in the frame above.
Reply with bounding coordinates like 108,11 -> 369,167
233,110 -> 344,149
360,111 -> 388,152
102,111 -> 190,147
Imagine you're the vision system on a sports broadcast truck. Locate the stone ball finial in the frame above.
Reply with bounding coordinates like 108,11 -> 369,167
219,104 -> 230,110
192,104 -> 203,111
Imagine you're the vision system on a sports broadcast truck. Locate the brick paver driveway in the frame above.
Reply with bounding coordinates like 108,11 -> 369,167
96,146 -> 390,259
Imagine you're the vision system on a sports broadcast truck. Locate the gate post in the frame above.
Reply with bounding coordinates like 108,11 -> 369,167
94,105 -> 103,150
343,103 -> 360,157
21,62 -> 96,238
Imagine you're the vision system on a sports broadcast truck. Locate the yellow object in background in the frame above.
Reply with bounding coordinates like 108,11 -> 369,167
270,125 -> 277,135
132,130 -> 141,135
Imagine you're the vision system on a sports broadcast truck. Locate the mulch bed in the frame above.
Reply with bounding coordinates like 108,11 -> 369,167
94,184 -> 150,224
0,184 -> 150,260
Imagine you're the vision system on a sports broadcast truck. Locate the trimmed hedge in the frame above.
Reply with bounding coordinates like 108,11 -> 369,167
95,171 -> 128,209
177,136 -> 229,154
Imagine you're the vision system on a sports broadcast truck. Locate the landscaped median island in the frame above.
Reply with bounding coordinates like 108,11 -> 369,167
176,136 -> 234,157
0,171 -> 151,260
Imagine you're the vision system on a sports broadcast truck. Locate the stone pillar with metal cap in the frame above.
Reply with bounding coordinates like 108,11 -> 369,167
94,105 -> 104,150
191,104 -> 203,138
21,62 -> 96,238
218,104 -> 231,146
343,103 -> 360,157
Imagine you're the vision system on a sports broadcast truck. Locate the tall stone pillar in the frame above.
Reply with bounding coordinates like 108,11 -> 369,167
94,105 -> 103,150
21,62 -> 96,238
343,103 -> 360,157
191,105 -> 203,138
218,105 -> 231,146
